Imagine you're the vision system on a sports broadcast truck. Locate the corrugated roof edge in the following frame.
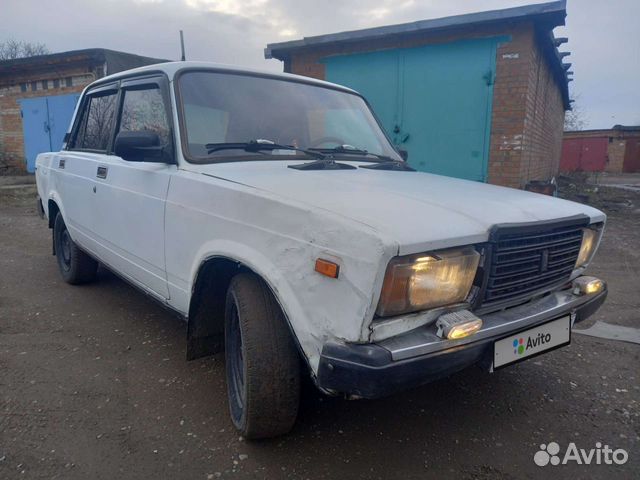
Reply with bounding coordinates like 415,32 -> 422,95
0,48 -> 168,72
264,1 -> 571,109
565,125 -> 640,134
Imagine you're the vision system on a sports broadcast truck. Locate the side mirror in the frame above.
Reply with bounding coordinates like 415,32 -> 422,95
114,131 -> 170,163
398,149 -> 409,161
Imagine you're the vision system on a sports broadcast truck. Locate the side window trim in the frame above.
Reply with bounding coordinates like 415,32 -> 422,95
120,76 -> 163,89
114,75 -> 175,163
68,82 -> 120,153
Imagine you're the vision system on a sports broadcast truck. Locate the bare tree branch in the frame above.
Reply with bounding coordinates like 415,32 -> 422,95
0,39 -> 49,60
564,93 -> 587,131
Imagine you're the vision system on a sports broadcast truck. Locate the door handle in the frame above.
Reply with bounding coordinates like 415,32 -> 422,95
96,166 -> 108,179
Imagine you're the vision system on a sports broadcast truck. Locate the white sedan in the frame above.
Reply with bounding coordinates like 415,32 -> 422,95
36,61 -> 607,438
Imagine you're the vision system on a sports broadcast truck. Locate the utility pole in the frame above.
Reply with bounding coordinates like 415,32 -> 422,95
180,30 -> 186,61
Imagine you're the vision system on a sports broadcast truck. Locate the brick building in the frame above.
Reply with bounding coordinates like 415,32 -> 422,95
561,126 -> 640,173
265,1 -> 572,188
0,49 -> 166,174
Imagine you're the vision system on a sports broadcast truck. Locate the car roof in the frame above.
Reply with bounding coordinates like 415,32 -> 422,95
89,60 -> 358,94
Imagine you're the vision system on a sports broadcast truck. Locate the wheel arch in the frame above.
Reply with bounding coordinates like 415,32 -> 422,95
186,254 -> 309,371
186,256 -> 245,360
47,198 -> 65,255
47,198 -> 61,229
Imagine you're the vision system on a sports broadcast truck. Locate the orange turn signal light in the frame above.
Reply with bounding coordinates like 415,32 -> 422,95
315,259 -> 340,279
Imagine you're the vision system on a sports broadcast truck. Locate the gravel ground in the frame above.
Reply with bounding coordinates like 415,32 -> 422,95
0,184 -> 638,479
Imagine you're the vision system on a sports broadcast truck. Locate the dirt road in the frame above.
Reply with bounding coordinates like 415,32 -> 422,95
1,184 -> 638,479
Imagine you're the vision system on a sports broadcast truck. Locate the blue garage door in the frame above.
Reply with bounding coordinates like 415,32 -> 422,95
324,38 -> 503,182
19,93 -> 80,172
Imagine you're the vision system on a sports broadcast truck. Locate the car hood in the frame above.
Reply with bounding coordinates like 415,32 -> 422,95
190,161 -> 605,255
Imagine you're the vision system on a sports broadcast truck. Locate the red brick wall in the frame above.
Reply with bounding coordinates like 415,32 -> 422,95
489,25 -> 566,187
521,31 -> 566,185
487,25 -> 532,187
0,66 -> 94,174
281,21 -> 567,188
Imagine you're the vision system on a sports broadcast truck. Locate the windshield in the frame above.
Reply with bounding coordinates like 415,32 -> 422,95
177,70 -> 401,162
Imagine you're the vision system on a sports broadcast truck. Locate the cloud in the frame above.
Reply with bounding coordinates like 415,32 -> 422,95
184,0 -> 269,17
1,0 -> 638,127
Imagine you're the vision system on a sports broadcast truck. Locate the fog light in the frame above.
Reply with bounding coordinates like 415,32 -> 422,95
573,276 -> 604,295
436,310 -> 483,340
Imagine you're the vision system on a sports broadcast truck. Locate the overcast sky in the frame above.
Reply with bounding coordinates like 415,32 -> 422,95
2,0 -> 638,128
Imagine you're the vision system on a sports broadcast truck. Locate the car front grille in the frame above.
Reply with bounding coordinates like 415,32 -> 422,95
480,218 -> 588,309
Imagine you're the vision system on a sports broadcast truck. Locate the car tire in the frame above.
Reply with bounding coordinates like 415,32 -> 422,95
224,273 -> 301,439
53,212 -> 98,285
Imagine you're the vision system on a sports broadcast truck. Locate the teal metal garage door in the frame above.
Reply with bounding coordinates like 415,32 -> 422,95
324,38 -> 504,182
18,93 -> 80,172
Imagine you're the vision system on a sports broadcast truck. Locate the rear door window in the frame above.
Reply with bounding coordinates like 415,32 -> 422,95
73,90 -> 118,151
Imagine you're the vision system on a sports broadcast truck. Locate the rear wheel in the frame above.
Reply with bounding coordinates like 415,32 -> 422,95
224,273 -> 300,439
53,213 -> 98,284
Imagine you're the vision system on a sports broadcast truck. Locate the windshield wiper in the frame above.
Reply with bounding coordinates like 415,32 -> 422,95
205,139 -> 325,160
288,159 -> 356,171
308,144 -> 397,162
360,160 -> 416,171
309,144 -> 414,170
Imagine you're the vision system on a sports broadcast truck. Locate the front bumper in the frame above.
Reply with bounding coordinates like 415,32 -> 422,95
317,281 -> 607,399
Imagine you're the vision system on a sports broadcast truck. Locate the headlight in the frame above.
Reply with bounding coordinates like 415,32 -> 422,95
376,246 -> 480,317
575,224 -> 603,269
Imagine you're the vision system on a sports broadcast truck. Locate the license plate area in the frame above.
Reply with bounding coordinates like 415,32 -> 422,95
493,316 -> 571,369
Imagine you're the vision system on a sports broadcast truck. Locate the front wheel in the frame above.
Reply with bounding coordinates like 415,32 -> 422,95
53,213 -> 98,284
224,273 -> 301,439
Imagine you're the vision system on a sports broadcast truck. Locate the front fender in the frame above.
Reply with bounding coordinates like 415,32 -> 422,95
186,239 -> 373,371
165,172 -> 395,372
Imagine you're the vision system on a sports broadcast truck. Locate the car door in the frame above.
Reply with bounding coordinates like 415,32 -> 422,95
57,84 -> 120,253
91,75 -> 174,300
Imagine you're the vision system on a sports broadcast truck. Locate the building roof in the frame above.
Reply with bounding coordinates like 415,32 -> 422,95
265,0 -> 571,109
565,125 -> 640,136
0,48 -> 168,77
612,125 -> 640,132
